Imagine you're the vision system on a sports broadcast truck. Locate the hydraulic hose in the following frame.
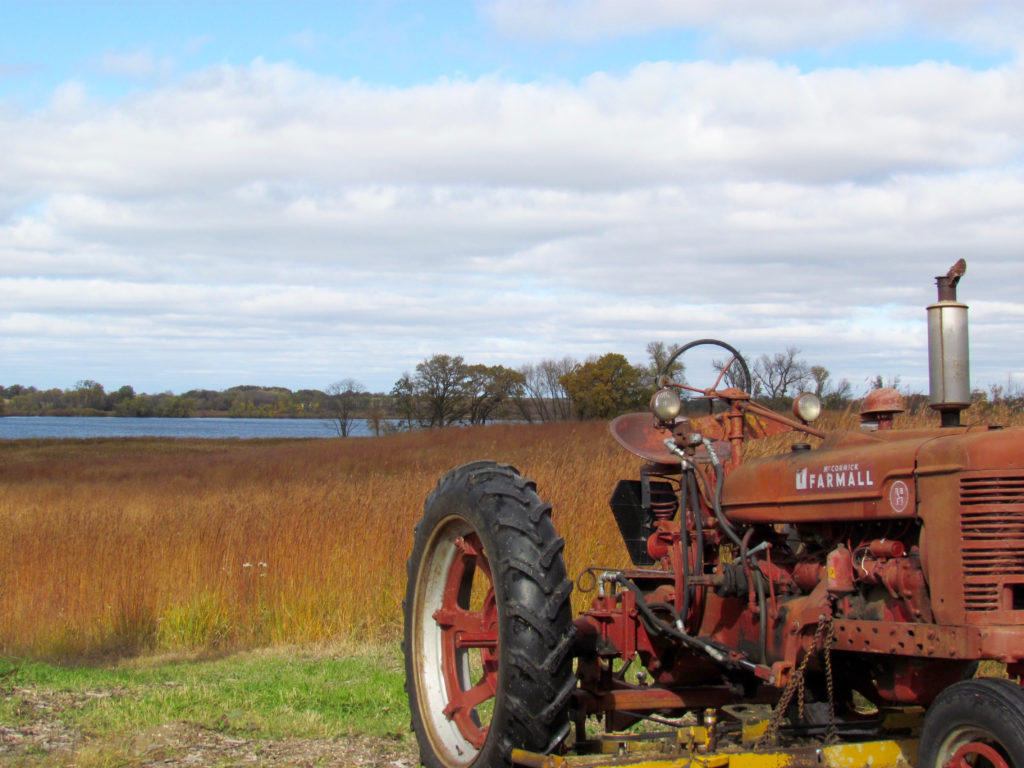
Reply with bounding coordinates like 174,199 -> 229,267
741,529 -> 769,665
614,572 -> 770,679
678,482 -> 691,627
612,573 -> 729,665
703,441 -> 767,662
687,470 -> 705,577
756,569 -> 768,664
703,437 -> 744,549
680,469 -> 706,632
663,439 -> 699,630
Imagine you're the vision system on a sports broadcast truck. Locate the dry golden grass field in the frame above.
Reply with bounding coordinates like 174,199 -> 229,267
2,403 -> 1020,661
0,422 -> 632,659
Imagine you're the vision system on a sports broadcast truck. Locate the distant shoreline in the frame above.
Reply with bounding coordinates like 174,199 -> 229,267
0,412 -> 332,419
0,415 -> 386,440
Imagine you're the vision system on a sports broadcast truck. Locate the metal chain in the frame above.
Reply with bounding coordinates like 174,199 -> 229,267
756,613 -> 835,749
823,616 -> 838,745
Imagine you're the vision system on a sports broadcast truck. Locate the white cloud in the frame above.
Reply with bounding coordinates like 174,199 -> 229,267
2,57 -> 1023,392
46,80 -> 89,115
482,0 -> 1024,54
98,50 -> 158,79
95,50 -> 174,81
8,59 -> 1023,200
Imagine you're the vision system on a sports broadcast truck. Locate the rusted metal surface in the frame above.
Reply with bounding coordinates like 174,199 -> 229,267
585,415 -> 1024,717
565,261 -> 1024,759
720,429 -> 919,523
409,261 -> 1024,768
831,619 -> 981,658
609,401 -> 822,469
585,686 -> 736,714
860,388 -> 905,429
860,387 -> 905,417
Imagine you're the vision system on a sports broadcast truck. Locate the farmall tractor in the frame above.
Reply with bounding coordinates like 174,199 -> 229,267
403,261 -> 1024,768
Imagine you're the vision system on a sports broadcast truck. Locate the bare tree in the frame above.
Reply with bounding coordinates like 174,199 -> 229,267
326,378 -> 366,437
753,347 -> 811,402
645,341 -> 685,388
541,357 -> 576,420
365,397 -> 387,436
515,363 -> 546,422
710,355 -> 751,392
517,358 -> 576,422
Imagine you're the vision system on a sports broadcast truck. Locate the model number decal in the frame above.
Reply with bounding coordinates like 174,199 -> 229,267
889,480 -> 910,512
795,464 -> 874,491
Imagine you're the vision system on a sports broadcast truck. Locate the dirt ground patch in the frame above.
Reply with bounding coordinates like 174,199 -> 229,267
0,685 -> 419,767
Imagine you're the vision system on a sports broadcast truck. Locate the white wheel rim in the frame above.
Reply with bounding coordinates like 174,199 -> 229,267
412,515 -> 490,766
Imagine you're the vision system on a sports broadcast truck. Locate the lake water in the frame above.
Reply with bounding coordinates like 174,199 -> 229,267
0,416 -> 386,440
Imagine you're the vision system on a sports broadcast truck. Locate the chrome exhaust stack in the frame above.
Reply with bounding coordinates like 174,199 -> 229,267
927,259 -> 970,427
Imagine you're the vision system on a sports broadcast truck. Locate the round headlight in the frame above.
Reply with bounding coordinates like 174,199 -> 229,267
651,388 -> 682,422
793,392 -> 822,423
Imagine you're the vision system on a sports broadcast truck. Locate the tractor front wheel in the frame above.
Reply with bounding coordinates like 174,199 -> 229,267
403,461 -> 576,768
919,678 -> 1024,768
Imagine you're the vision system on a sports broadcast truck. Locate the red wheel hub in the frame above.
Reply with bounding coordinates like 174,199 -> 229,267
946,741 -> 1010,768
431,533 -> 499,750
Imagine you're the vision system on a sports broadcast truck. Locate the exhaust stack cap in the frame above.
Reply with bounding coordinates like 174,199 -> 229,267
927,259 -> 969,427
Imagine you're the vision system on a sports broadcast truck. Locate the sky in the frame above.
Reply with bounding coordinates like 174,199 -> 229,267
2,1 -> 1023,397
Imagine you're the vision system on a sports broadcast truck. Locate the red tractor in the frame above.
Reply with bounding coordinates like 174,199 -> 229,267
403,261 -> 1024,768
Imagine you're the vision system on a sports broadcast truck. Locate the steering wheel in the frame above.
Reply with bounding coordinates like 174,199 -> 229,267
658,339 -> 752,398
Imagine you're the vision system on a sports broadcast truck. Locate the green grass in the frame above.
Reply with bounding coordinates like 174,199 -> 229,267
0,642 -> 413,766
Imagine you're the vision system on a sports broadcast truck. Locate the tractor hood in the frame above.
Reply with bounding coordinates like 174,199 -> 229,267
721,424 -> 1024,524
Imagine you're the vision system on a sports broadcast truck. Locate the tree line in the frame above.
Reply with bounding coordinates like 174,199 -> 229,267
0,346 -> 875,427
380,344 -> 858,431
0,382 -> 333,420
7,343 -> 1015,430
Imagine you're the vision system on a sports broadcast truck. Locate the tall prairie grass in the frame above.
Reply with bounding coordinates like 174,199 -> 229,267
3,403 -> 1020,660
0,424 -> 634,659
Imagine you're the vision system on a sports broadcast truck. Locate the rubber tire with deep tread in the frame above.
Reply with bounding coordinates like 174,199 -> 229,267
403,461 -> 576,768
919,678 -> 1024,768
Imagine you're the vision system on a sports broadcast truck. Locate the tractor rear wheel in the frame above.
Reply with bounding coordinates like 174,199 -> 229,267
919,678 -> 1024,768
403,461 -> 576,768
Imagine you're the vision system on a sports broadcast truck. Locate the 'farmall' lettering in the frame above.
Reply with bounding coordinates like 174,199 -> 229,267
795,465 -> 874,492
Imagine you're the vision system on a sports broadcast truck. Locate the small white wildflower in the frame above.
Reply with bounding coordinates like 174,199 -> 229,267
242,562 -> 252,568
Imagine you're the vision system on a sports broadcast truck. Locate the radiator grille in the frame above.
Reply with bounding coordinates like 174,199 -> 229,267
960,473 -> 1024,612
